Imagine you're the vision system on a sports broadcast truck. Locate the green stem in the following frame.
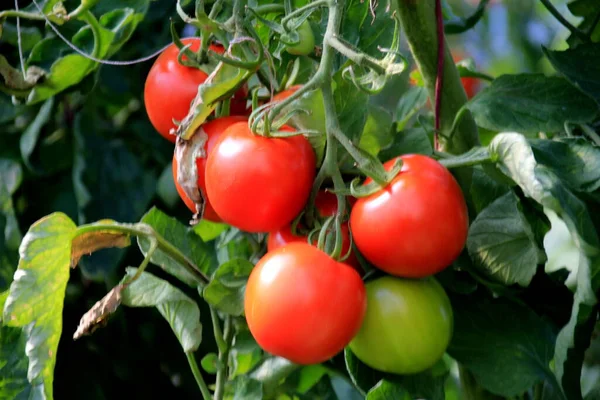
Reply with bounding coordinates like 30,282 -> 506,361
78,11 -> 102,59
438,150 -> 491,169
539,0 -> 588,42
281,0 -> 328,28
393,0 -> 479,154
580,124 -> 600,146
210,307 -> 227,353
209,0 -> 226,19
186,352 -> 213,400
74,223 -> 210,285
214,316 -> 233,400
0,10 -> 44,20
252,4 -> 285,15
326,36 -> 386,75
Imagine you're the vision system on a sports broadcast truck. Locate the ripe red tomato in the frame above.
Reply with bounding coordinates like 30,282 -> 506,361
172,116 -> 247,222
460,76 -> 479,99
267,191 -> 360,269
144,38 -> 248,143
205,122 -> 315,232
244,242 -> 366,365
350,154 -> 468,278
272,84 -> 303,103
349,276 -> 453,374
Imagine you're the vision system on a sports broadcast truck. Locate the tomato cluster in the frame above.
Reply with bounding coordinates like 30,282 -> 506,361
145,41 -> 467,374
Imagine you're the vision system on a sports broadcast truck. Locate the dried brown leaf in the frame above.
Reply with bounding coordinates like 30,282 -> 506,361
71,231 -> 131,267
73,283 -> 125,340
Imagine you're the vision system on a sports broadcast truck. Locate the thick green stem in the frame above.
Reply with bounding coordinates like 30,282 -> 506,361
393,0 -> 479,154
0,10 -> 44,20
74,223 -> 210,285
214,316 -> 232,400
186,352 -> 213,400
78,11 -> 102,60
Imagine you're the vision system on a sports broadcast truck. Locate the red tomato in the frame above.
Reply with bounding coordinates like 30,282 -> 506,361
244,242 -> 366,364
461,76 -> 479,99
205,122 -> 315,232
272,84 -> 302,103
267,191 -> 360,269
350,154 -> 468,278
144,38 -> 248,143
172,116 -> 247,222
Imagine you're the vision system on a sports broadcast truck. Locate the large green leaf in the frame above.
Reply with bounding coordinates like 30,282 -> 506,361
138,208 -> 217,287
344,349 -> 447,399
359,104 -> 393,156
529,138 -> 600,193
489,133 -> 600,399
366,380 -> 411,400
2,213 -> 77,400
467,74 -> 598,133
467,191 -> 544,287
334,65 -> 369,143
544,43 -> 600,104
202,259 -> 253,316
19,98 -> 54,173
0,325 -> 31,400
448,294 -> 560,397
27,7 -> 148,104
72,111 -> 155,279
121,268 -> 202,353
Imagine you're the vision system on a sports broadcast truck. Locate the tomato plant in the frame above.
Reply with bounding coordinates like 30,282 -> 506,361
205,122 -> 315,232
245,242 -> 366,364
172,116 -> 247,222
144,38 -> 248,143
351,154 -> 468,278
349,276 -> 453,374
2,0 -> 600,399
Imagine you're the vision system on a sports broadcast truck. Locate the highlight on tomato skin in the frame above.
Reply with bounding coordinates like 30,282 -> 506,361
172,116 -> 247,222
205,122 -> 316,233
244,242 -> 367,365
144,38 -> 249,143
350,154 -> 469,278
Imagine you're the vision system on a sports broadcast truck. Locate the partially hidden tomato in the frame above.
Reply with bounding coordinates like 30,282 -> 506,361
267,191 -> 360,270
245,242 -> 366,365
349,276 -> 453,374
205,122 -> 315,232
285,20 -> 315,56
350,154 -> 468,278
272,84 -> 303,103
144,38 -> 249,143
172,116 -> 247,222
460,76 -> 479,99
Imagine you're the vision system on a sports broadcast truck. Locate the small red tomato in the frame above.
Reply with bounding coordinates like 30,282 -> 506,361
144,38 -> 248,143
350,154 -> 468,278
244,242 -> 366,365
172,116 -> 247,222
205,122 -> 315,232
460,76 -> 479,99
267,191 -> 360,270
272,84 -> 303,103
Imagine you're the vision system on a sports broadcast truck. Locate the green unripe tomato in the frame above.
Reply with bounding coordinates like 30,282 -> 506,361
285,20 -> 315,56
348,276 -> 453,374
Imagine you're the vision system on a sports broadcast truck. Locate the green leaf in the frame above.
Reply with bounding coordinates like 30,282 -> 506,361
344,349 -> 447,399
334,65 -> 369,143
27,7 -> 148,104
201,353 -> 218,374
395,86 -> 429,129
469,168 -> 511,214
489,132 -> 600,399
230,329 -> 263,378
379,126 -> 433,161
2,213 -> 77,400
0,325 -> 32,400
73,110 -> 155,279
19,98 -> 54,173
193,219 -> 229,242
226,376 -> 263,400
447,294 -> 560,397
467,74 -> 598,133
529,138 -> 600,193
138,208 -> 216,287
0,158 -> 23,196
366,380 -> 411,400
121,268 -> 202,353
544,43 -> 600,104
202,259 -> 253,316
359,104 -> 393,156
467,191 -> 544,287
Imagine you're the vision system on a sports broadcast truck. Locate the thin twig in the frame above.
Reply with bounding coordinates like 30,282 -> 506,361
539,0 -> 588,42
186,352 -> 213,400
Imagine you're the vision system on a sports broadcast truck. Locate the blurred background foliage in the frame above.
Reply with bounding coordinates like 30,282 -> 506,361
0,0 -> 592,398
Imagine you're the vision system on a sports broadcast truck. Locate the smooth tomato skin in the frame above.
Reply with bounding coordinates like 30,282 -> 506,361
349,276 -> 453,374
172,116 -> 247,222
350,154 -> 468,278
205,122 -> 315,232
461,76 -> 479,99
272,84 -> 302,103
266,191 -> 360,269
244,242 -> 367,365
144,38 -> 248,143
